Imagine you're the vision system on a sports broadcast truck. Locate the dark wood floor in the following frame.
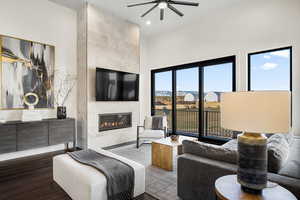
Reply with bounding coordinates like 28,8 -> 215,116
0,150 -> 157,200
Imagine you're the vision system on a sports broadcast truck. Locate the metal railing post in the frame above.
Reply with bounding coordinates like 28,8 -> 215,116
155,109 -> 232,138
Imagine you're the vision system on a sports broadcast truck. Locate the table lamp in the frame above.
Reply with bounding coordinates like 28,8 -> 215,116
220,91 -> 291,194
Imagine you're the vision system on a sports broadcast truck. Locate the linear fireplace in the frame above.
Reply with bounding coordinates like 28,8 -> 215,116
99,112 -> 132,132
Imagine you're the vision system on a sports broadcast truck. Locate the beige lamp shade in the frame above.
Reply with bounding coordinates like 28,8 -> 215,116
220,91 -> 291,134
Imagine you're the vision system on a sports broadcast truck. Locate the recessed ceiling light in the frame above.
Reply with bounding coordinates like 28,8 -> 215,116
146,20 -> 151,25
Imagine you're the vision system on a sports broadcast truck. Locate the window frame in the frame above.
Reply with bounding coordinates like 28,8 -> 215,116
151,56 -> 236,142
247,46 -> 292,92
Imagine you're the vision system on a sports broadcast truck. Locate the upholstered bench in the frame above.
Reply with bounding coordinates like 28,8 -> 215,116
53,147 -> 145,200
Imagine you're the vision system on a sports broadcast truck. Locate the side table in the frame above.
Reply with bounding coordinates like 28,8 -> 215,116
215,175 -> 297,200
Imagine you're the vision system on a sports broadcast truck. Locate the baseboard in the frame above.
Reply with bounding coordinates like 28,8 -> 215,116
103,141 -> 136,150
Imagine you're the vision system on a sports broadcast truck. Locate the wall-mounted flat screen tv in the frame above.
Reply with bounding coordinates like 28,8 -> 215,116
96,68 -> 139,101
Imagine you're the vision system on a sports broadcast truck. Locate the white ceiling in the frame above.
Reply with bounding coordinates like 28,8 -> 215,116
87,0 -> 204,36
49,0 -> 84,10
49,0 -> 235,36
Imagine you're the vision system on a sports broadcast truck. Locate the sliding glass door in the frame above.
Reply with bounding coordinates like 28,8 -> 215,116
176,67 -> 199,135
151,56 -> 236,140
152,71 -> 173,131
202,63 -> 235,139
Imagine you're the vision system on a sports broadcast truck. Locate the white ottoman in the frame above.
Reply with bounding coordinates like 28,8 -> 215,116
53,147 -> 145,200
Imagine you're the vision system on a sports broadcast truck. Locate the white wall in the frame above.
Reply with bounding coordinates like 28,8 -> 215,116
0,0 -> 77,160
87,4 -> 141,148
141,0 -> 300,135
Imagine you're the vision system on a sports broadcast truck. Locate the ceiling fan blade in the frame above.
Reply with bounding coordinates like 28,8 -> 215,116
168,4 -> 184,17
127,1 -> 157,7
169,0 -> 199,6
160,9 -> 164,20
141,3 -> 159,17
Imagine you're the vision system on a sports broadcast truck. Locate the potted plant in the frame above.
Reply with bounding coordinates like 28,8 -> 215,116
54,70 -> 77,119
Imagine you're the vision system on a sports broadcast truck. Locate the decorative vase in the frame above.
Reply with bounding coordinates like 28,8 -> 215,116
170,135 -> 179,142
57,106 -> 67,119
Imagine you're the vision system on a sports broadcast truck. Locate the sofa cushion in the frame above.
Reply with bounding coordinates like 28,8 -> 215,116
279,137 -> 300,179
182,140 -> 238,164
284,132 -> 293,144
267,134 -> 290,173
279,160 -> 300,179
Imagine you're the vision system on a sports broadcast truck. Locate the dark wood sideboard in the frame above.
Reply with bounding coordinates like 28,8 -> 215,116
0,118 -> 76,154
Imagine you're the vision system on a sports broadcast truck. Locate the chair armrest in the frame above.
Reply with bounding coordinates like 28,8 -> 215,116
137,126 -> 144,132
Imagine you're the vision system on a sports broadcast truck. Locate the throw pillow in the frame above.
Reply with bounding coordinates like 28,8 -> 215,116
267,134 -> 290,173
279,138 -> 300,179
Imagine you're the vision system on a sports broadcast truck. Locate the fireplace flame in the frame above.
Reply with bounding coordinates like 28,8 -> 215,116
99,113 -> 132,132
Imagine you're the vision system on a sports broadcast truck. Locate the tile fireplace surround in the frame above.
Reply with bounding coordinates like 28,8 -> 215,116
99,112 -> 132,132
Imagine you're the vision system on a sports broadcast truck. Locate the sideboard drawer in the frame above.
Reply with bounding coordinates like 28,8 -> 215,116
49,119 -> 75,145
17,122 -> 48,151
0,125 -> 17,154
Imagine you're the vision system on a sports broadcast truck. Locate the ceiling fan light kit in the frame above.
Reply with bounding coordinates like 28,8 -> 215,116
127,0 -> 199,21
158,1 -> 168,9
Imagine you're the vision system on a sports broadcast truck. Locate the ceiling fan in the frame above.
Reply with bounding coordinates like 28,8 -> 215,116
127,0 -> 199,21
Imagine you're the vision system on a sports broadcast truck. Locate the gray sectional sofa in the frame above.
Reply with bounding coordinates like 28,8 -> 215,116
177,134 -> 300,200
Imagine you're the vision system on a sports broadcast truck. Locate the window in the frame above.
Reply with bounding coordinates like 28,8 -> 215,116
151,56 -> 236,141
152,71 -> 173,130
248,47 -> 292,91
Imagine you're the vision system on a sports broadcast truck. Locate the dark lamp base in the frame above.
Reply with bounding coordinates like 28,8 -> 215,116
241,186 -> 262,194
238,132 -> 268,191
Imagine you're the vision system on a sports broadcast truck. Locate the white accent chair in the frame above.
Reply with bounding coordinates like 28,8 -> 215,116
136,115 -> 168,148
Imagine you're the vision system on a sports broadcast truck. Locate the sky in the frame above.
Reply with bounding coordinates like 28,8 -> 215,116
155,49 -> 290,93
155,63 -> 233,92
250,49 -> 290,90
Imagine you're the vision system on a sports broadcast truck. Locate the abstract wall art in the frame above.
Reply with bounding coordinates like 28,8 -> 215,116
0,35 -> 55,109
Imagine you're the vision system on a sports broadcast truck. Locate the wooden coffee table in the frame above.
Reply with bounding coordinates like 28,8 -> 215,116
151,136 -> 197,171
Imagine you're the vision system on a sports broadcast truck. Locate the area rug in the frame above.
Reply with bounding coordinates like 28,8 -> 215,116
110,144 -> 179,200
135,193 -> 159,200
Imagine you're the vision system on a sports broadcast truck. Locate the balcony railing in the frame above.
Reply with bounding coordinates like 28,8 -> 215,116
155,109 -> 233,139
203,110 -> 233,138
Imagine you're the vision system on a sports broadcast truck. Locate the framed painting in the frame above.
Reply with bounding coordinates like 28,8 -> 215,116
0,35 -> 55,109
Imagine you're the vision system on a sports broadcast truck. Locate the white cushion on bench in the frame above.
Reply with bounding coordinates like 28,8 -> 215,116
53,147 -> 145,200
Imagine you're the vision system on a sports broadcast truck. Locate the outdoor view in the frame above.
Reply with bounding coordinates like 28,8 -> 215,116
154,63 -> 234,139
154,49 -> 290,139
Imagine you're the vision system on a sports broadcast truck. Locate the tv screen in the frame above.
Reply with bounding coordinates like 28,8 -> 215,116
96,68 -> 139,101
